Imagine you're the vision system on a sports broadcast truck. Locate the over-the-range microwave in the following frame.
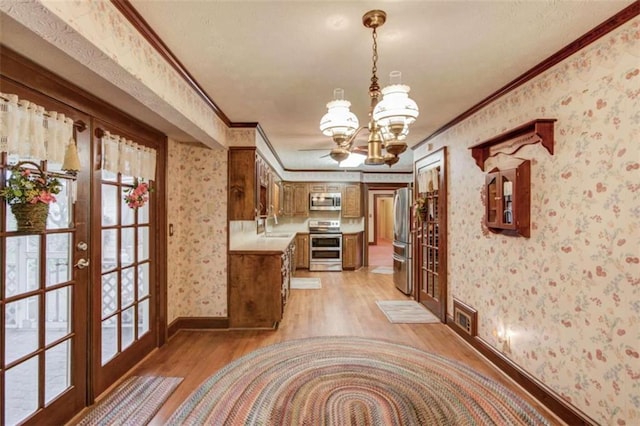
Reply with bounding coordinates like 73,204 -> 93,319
309,192 -> 341,211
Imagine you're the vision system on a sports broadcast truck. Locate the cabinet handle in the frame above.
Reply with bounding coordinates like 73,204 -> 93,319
494,197 -> 501,200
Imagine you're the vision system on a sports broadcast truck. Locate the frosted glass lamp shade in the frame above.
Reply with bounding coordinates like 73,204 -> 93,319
319,96 -> 359,143
372,83 -> 419,139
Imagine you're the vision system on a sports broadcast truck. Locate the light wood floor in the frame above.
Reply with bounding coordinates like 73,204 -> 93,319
368,238 -> 393,266
119,268 -> 564,425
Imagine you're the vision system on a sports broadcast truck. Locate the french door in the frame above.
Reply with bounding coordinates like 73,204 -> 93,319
91,120 -> 158,396
414,147 -> 447,321
0,96 -> 91,425
1,76 -> 162,424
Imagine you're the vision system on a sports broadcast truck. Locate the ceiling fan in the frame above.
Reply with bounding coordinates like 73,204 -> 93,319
298,140 -> 368,160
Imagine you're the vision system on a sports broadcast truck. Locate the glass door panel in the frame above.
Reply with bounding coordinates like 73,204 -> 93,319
415,147 -> 447,321
94,166 -> 155,394
2,156 -> 88,426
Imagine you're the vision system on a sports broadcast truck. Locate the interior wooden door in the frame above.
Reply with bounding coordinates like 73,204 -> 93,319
0,84 -> 91,425
91,121 -> 159,396
414,147 -> 447,321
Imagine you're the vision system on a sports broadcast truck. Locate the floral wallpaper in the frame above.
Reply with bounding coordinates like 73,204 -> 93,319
414,18 -> 639,425
0,0 -> 227,148
167,140 -> 228,322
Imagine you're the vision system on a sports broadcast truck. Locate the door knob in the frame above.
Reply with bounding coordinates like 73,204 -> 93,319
75,259 -> 90,269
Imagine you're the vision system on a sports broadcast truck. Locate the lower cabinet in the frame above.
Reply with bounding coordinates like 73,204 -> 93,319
295,233 -> 309,269
342,232 -> 363,270
229,241 -> 294,328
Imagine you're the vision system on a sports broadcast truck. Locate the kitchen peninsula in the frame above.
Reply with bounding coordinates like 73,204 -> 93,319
228,231 -> 296,328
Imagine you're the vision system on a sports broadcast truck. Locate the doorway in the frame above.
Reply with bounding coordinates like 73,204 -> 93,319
370,194 -> 393,267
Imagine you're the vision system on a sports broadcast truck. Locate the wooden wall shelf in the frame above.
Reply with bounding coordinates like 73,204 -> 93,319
469,119 -> 556,171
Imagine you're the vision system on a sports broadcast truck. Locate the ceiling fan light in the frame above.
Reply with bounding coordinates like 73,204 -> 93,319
329,147 -> 350,163
339,152 -> 366,168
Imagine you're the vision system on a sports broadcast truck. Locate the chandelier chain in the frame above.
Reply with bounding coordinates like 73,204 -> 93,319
369,27 -> 380,97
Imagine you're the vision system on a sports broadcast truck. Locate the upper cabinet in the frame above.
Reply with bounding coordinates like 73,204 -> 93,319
228,147 -> 277,220
342,183 -> 361,218
277,181 -> 363,219
308,183 -> 343,193
282,182 -> 309,217
485,160 -> 530,237
228,147 -> 258,220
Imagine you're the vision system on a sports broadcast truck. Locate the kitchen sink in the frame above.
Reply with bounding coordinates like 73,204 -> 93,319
264,232 -> 292,238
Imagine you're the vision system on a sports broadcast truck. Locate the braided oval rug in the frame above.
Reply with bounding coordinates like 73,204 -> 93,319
168,336 -> 550,426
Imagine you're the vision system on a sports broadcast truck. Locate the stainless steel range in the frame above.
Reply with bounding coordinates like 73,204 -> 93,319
308,219 -> 342,272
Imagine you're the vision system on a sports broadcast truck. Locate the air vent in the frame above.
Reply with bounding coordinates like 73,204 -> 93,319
453,299 -> 477,337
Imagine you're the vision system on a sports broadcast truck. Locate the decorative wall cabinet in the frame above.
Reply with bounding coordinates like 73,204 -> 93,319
295,233 -> 309,269
468,119 -> 556,171
485,160 -> 530,237
342,183 -> 361,218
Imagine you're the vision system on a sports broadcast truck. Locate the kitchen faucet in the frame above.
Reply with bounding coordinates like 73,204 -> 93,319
265,205 -> 278,235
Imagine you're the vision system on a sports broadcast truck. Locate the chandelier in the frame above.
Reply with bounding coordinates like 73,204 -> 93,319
319,10 -> 419,167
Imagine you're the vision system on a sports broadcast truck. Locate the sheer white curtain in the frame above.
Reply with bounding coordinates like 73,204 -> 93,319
101,131 -> 156,181
417,167 -> 439,193
0,92 -> 74,167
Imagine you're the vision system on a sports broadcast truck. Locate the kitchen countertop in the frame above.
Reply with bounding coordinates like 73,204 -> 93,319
229,233 -> 296,254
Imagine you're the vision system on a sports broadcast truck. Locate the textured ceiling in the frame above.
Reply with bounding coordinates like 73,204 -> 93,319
1,1 -> 635,172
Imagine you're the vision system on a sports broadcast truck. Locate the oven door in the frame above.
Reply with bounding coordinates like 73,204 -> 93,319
310,234 -> 341,249
309,234 -> 342,271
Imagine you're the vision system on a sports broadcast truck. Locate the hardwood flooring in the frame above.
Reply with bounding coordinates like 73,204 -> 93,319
368,238 -> 393,266
104,268 -> 565,425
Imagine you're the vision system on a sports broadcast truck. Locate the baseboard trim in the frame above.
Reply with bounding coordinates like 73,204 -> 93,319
168,316 -> 229,337
446,316 -> 596,425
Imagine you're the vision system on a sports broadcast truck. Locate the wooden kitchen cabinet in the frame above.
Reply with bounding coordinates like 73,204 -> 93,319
295,233 -> 309,269
228,147 -> 276,220
308,182 -> 342,193
342,183 -> 361,218
342,232 -> 363,270
228,147 -> 258,220
229,239 -> 294,328
282,182 -> 309,217
485,160 -> 530,237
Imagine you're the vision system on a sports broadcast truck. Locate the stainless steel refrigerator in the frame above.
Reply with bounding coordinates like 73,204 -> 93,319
392,187 -> 413,295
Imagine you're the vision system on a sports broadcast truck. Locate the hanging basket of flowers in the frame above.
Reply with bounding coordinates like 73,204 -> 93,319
1,161 -> 62,233
123,179 -> 152,209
